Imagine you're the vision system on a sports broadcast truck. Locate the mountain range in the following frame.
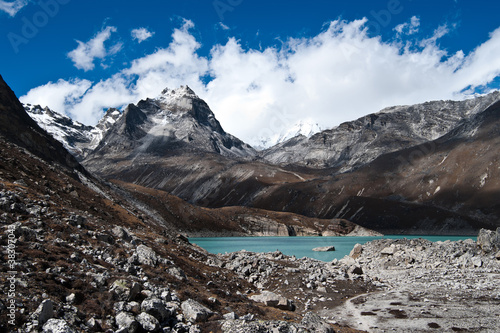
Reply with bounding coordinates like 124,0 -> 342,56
2,72 -> 500,331
20,81 -> 500,235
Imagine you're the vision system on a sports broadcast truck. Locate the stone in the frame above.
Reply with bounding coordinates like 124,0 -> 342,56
110,280 -> 131,301
350,243 -> 363,259
348,265 -> 364,275
129,282 -> 142,301
136,312 -> 160,332
301,312 -> 335,333
181,299 -> 214,323
136,245 -> 158,266
167,266 -> 187,281
223,312 -> 239,320
34,299 -> 54,326
115,311 -> 139,332
66,294 -> 76,304
112,226 -> 133,242
496,251 -> 500,260
477,228 -> 500,253
86,318 -> 102,332
141,298 -> 173,322
42,319 -> 75,333
249,291 -> 295,311
472,257 -> 482,267
312,246 -> 336,252
381,246 -> 396,255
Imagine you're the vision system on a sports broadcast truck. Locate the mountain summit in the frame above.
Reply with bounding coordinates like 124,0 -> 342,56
84,86 -> 255,172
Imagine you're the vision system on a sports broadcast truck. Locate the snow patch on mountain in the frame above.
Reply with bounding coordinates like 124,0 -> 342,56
254,119 -> 322,150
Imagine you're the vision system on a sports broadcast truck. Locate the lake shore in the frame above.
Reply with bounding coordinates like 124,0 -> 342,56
213,229 -> 500,332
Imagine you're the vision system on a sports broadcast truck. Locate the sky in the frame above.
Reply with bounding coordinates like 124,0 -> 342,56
1,0 -> 500,147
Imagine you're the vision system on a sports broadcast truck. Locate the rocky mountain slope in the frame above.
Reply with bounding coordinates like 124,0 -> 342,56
84,98 -> 500,235
261,92 -> 500,172
85,86 -> 255,165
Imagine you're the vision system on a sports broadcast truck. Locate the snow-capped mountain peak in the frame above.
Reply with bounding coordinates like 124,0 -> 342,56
24,104 -> 94,158
255,119 -> 322,150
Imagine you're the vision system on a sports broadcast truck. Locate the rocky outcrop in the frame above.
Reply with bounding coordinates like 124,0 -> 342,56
477,227 -> 500,252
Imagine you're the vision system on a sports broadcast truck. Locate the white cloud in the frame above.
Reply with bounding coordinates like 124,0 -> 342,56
394,16 -> 420,36
22,19 -> 500,148
131,28 -> 155,43
67,26 -> 122,71
0,0 -> 27,17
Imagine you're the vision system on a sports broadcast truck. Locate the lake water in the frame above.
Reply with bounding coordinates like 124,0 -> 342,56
190,235 -> 476,262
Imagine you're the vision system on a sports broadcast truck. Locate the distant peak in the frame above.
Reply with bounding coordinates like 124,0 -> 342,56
161,85 -> 198,99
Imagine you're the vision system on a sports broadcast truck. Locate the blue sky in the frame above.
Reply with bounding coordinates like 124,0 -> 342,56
1,0 -> 500,146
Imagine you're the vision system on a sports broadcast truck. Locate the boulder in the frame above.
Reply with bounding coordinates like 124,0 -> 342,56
381,246 -> 396,255
136,312 -> 160,332
312,246 -> 336,252
348,265 -> 364,275
110,280 -> 131,301
141,298 -> 173,322
115,311 -> 139,333
249,291 -> 295,311
34,299 -> 54,326
112,226 -> 133,242
349,243 -> 363,259
136,245 -> 158,266
181,299 -> 214,323
301,312 -> 335,333
477,228 -> 500,253
167,266 -> 187,281
223,312 -> 239,320
42,319 -> 75,333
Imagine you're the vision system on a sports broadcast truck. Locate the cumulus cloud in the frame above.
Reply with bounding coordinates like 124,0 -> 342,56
131,28 -> 155,43
0,0 -> 27,17
67,26 -> 123,71
22,19 -> 500,147
394,16 -> 420,36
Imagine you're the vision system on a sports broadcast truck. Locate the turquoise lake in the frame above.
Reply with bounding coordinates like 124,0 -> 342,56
190,235 -> 476,262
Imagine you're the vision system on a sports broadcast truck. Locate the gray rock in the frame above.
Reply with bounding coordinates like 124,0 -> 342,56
42,319 -> 75,333
112,226 -> 133,242
141,298 -> 173,322
301,312 -> 335,333
34,299 -> 54,326
381,246 -> 396,255
136,312 -> 160,332
349,243 -> 363,259
348,265 -> 364,275
111,280 -> 131,301
136,245 -> 158,266
66,294 -> 76,304
181,299 -> 214,323
477,228 -> 500,253
167,266 -> 187,281
115,311 -> 139,332
86,317 -> 102,332
249,291 -> 295,311
312,246 -> 336,252
223,312 -> 239,320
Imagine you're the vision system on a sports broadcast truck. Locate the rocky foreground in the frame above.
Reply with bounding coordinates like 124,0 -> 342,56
213,229 -> 500,333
